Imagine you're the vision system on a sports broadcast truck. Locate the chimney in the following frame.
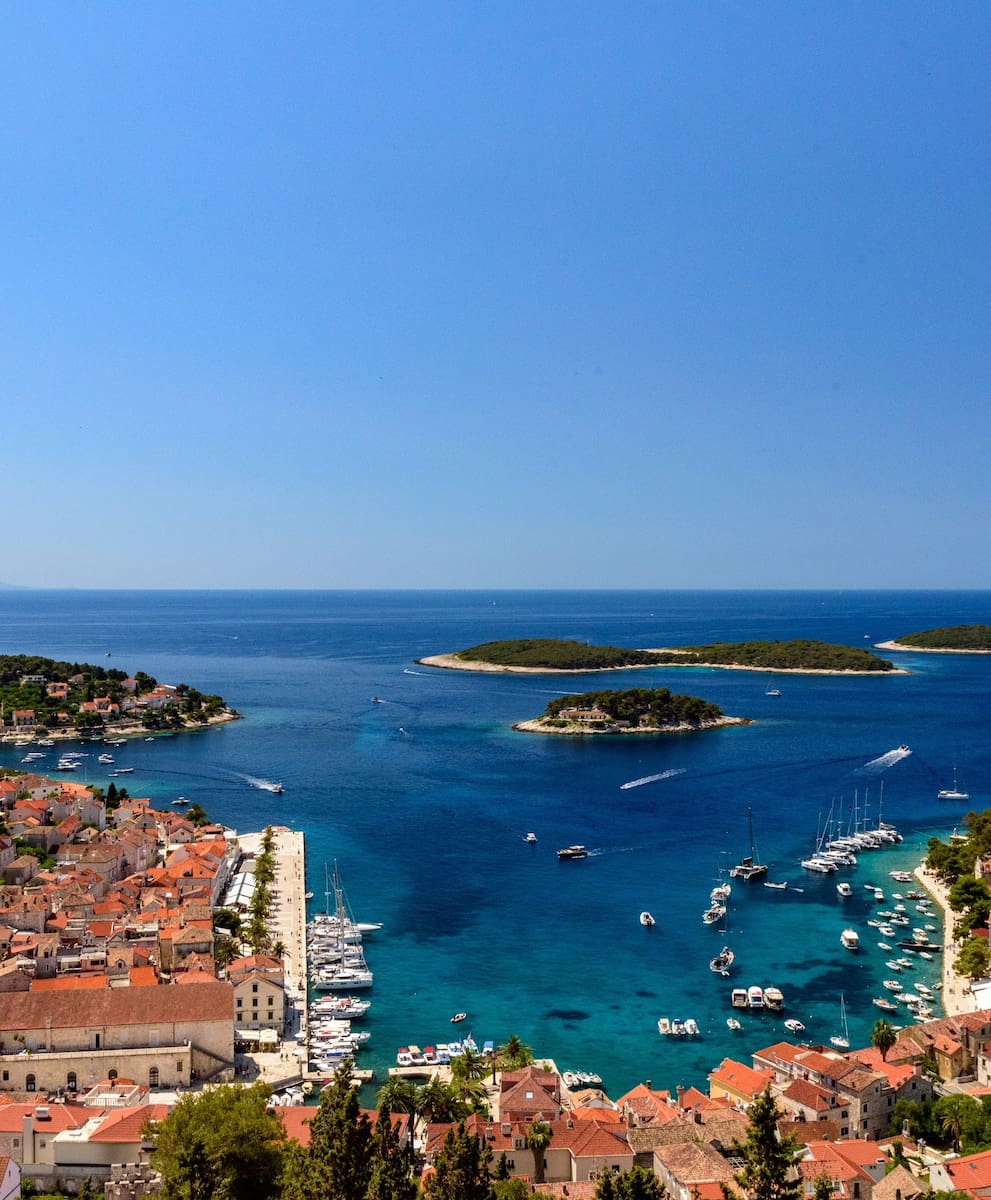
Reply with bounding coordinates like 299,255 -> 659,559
676,1084 -> 684,1110
22,1113 -> 35,1164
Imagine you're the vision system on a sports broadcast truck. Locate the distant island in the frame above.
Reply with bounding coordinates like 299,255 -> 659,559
877,624 -> 991,654
418,637 -> 899,675
514,686 -> 746,735
0,653 -> 239,741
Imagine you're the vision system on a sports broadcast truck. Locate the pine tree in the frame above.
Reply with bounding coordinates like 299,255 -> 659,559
366,1103 -> 417,1200
724,1087 -> 801,1200
282,1063 -> 375,1200
423,1121 -> 495,1200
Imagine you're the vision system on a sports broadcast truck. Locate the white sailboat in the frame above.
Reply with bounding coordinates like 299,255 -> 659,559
937,764 -> 969,802
830,994 -> 850,1049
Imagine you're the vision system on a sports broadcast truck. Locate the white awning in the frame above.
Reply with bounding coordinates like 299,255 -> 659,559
258,1028 -> 279,1045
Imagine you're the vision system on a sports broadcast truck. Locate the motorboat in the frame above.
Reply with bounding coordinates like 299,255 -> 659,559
877,942 -> 892,951
763,986 -> 784,1011
557,845 -> 588,860
731,987 -> 748,1008
874,997 -> 899,1012
784,1018 -> 805,1034
747,985 -> 764,1008
523,832 -> 537,844
640,911 -> 655,927
763,880 -> 788,890
450,1012 -> 467,1024
710,946 -> 735,974
683,1018 -> 699,1036
840,928 -> 859,951
702,904 -> 725,925
883,979 -> 903,991
727,1017 -> 741,1030
657,1017 -> 671,1036
837,882 -> 853,898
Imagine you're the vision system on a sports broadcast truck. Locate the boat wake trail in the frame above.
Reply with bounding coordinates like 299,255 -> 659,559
620,768 -> 687,790
862,746 -> 912,772
241,774 -> 284,793
402,668 -> 431,676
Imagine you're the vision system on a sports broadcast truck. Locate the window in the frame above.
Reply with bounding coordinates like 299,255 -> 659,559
109,1069 -> 118,1081
149,1066 -> 160,1088
67,1071 -> 77,1092
237,997 -> 243,1007
26,1074 -> 36,1092
1,1071 -> 7,1082
177,1061 -> 183,1071
252,997 -> 258,1007
252,983 -> 258,993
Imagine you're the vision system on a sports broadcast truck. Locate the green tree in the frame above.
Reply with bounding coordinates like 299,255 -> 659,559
935,1095 -> 980,1152
293,1061 -> 376,1200
366,1104 -> 418,1200
723,1087 -> 801,1200
525,1120 -> 552,1186
871,1019 -> 897,1061
493,1180 -> 530,1200
600,1166 -> 665,1200
955,936 -> 991,981
147,1082 -> 285,1200
496,1035 -> 534,1072
423,1121 -> 495,1200
419,1076 -> 470,1125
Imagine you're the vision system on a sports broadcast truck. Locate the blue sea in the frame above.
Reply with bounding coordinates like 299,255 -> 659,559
1,589 -> 989,1098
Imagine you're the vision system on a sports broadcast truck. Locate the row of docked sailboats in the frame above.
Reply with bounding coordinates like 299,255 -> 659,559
801,789 -> 902,875
307,862 -> 380,992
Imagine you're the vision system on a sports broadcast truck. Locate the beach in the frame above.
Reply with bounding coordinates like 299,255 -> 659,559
913,862 -> 978,1018
418,652 -> 908,676
876,640 -> 991,655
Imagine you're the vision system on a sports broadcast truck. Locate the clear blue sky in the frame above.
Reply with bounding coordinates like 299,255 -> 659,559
3,3 -> 989,589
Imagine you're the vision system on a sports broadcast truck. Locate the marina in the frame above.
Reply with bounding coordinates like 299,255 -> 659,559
0,587 -> 983,1096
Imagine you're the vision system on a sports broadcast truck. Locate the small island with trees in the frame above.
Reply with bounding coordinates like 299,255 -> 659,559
0,652 -> 239,741
514,686 -> 747,736
418,637 -> 898,675
877,624 -> 991,654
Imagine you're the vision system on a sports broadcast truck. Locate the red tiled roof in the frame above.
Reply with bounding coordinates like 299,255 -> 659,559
0,980 -> 232,1028
89,1103 -> 171,1142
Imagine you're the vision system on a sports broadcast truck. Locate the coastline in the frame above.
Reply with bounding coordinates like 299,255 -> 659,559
876,640 -> 991,655
913,861 -> 978,1018
417,652 -> 908,677
0,709 -> 240,745
513,715 -> 749,736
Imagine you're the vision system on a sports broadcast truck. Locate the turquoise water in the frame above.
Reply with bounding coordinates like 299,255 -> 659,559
1,589 -> 988,1096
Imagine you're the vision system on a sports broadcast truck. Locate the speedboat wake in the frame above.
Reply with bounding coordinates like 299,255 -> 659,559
620,768 -> 687,790
863,745 -> 912,772
243,775 -> 284,793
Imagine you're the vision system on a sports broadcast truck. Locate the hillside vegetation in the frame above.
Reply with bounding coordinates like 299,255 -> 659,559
455,639 -> 658,669
543,687 -> 724,727
895,624 -> 991,651
0,653 -> 231,732
454,637 -> 893,672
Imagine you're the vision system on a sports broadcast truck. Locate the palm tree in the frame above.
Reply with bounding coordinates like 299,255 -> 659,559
871,1018 -> 897,1061
450,1045 -> 487,1085
417,1076 -> 468,1125
525,1120 -> 552,1186
496,1034 -> 534,1072
376,1078 -> 422,1149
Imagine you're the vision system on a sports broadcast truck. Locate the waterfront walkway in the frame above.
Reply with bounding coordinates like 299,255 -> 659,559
237,826 -> 308,1088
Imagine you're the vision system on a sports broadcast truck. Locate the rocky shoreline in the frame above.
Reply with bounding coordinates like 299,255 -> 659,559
0,709 -> 239,745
